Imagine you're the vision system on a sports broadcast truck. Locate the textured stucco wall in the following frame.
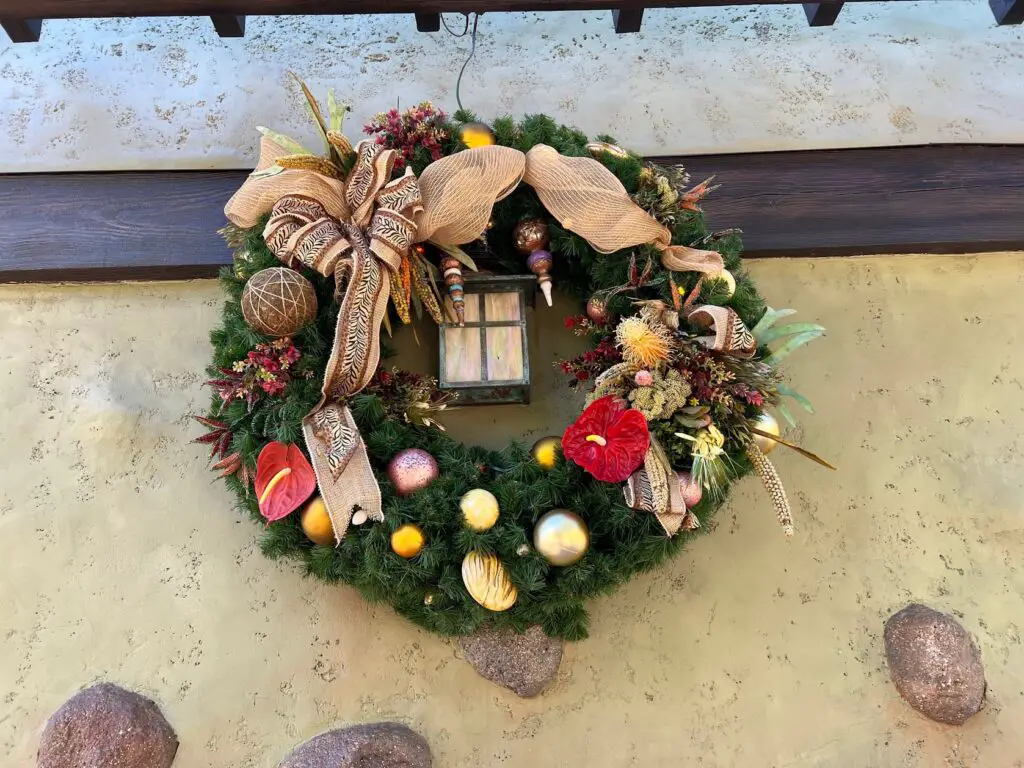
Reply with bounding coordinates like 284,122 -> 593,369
3,254 -> 1024,766
1,0 -> 1023,172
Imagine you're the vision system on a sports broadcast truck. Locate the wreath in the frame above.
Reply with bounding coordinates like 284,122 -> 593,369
195,83 -> 829,641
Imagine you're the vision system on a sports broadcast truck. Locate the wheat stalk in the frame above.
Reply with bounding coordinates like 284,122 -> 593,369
746,443 -> 793,537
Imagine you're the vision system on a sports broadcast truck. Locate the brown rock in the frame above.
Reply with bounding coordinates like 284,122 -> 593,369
278,723 -> 431,768
38,682 -> 178,768
459,625 -> 563,697
884,603 -> 986,725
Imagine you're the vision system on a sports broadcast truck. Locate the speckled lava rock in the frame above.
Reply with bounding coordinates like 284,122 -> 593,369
884,603 -> 986,725
459,625 -> 563,697
37,682 -> 178,768
278,723 -> 431,768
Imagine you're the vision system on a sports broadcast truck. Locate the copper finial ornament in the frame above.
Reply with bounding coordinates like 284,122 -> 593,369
514,218 -> 555,307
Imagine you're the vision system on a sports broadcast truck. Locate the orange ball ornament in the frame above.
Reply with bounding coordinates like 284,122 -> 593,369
391,523 -> 426,558
300,496 -> 336,547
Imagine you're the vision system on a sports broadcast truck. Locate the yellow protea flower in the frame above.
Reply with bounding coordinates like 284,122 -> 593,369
615,317 -> 675,368
691,425 -> 726,459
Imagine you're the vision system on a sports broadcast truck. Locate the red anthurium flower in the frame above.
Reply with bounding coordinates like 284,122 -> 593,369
561,396 -> 650,483
255,442 -> 317,522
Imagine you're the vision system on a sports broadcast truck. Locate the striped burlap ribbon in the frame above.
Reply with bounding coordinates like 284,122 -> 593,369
225,138 -> 728,544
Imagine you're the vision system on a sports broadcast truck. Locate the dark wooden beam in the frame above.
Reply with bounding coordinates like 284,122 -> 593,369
2,145 -> 1023,283
990,0 -> 1024,24
612,8 -> 643,32
803,2 -> 843,26
1,17 -> 42,42
650,145 -> 1024,258
210,13 -> 245,35
414,12 -> 440,31
0,0 -> 929,21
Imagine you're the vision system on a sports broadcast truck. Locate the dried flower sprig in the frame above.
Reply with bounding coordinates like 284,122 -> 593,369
364,102 -> 449,170
208,338 -> 304,412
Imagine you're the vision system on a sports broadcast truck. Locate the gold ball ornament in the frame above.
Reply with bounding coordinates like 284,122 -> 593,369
390,523 -> 426,558
707,268 -> 736,299
300,496 -> 336,547
751,411 -> 781,455
387,448 -> 439,496
240,267 -> 318,337
462,122 -> 496,149
533,509 -> 589,566
462,551 -> 518,611
586,141 -> 629,160
530,436 -> 562,471
460,489 -> 500,532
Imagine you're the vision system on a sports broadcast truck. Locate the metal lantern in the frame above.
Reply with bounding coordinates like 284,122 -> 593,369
439,273 -> 535,405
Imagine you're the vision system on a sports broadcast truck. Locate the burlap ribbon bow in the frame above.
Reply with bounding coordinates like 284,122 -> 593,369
225,136 -> 729,544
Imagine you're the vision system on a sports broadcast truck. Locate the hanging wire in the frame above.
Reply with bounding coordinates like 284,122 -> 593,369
441,12 -> 481,112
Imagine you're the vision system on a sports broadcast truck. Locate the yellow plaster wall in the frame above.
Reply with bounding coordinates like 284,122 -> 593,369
2,253 -> 1023,766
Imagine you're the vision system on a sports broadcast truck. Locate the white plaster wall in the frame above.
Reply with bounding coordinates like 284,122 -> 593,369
1,0 -> 1022,172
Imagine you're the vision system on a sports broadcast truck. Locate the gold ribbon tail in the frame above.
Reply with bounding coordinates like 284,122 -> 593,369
303,404 -> 383,543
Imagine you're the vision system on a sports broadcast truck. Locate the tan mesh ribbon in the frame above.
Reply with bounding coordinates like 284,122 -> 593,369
225,136 -> 348,229
254,140 -> 421,544
521,144 -> 724,274
623,437 -> 687,536
414,146 -> 526,244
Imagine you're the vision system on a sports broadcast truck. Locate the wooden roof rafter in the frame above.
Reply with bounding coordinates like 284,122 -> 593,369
1,0 -> 1021,42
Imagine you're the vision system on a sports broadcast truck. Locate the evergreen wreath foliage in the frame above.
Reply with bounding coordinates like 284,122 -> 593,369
203,111 -> 788,642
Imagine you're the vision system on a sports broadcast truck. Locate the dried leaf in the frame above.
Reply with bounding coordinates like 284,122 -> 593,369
249,164 -> 287,181
763,330 -> 824,366
327,88 -> 346,134
758,322 -> 826,346
289,72 -> 333,161
432,241 -> 479,272
256,125 -> 309,155
778,383 -> 815,414
751,307 -> 798,340
750,428 -> 836,470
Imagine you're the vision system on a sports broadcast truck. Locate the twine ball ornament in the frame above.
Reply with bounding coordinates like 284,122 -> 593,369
387,448 -> 439,496
530,436 -> 561,471
752,411 -> 781,455
460,489 -> 500,532
241,267 -> 317,337
533,509 -> 589,566
300,496 -> 335,546
391,523 -> 426,558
